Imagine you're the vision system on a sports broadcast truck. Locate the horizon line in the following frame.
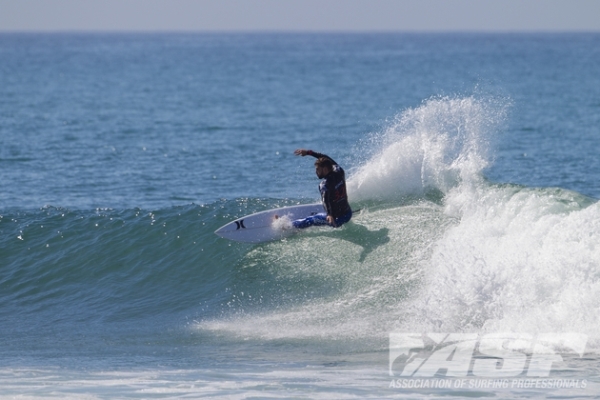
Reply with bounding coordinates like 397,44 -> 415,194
1,29 -> 599,34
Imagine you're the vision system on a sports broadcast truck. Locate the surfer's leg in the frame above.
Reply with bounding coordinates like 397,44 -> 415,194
333,210 -> 352,227
292,212 -> 329,229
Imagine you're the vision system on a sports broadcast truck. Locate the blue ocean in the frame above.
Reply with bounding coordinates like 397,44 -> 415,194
1,33 -> 599,398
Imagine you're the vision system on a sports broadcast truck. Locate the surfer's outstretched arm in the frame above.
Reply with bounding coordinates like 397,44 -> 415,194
294,149 -> 338,166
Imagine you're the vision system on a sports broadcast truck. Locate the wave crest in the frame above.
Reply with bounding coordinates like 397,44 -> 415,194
348,96 -> 508,202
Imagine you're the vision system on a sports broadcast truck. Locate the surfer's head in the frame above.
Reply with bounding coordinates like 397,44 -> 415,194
314,157 -> 332,179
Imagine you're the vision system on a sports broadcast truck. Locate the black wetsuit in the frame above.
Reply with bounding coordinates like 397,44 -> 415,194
293,151 -> 352,229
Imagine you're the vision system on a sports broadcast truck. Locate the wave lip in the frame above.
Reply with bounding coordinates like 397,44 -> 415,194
348,96 -> 507,202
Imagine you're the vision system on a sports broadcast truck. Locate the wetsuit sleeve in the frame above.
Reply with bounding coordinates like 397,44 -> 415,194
306,150 -> 338,166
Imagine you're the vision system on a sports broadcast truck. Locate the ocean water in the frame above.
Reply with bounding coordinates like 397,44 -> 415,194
1,33 -> 599,398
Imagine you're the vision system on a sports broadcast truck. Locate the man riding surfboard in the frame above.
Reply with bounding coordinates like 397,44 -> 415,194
292,149 -> 352,229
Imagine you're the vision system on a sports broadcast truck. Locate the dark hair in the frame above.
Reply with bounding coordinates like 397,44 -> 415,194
314,157 -> 333,169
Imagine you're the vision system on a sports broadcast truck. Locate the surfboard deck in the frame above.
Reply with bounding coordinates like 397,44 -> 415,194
214,203 -> 325,243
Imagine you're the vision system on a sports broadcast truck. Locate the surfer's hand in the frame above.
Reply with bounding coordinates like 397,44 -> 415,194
327,215 -> 336,227
294,149 -> 309,156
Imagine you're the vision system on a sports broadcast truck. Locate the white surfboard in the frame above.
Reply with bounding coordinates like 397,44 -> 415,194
215,203 -> 325,243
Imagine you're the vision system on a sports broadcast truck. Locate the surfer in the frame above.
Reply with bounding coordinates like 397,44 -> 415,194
292,149 -> 352,228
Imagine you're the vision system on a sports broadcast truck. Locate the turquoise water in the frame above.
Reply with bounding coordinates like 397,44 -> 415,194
1,33 -> 599,398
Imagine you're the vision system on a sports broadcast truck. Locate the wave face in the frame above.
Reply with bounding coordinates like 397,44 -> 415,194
2,97 -> 599,356
0,205 -> 237,326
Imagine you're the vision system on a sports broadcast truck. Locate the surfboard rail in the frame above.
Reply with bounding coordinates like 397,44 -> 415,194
214,203 -> 325,243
